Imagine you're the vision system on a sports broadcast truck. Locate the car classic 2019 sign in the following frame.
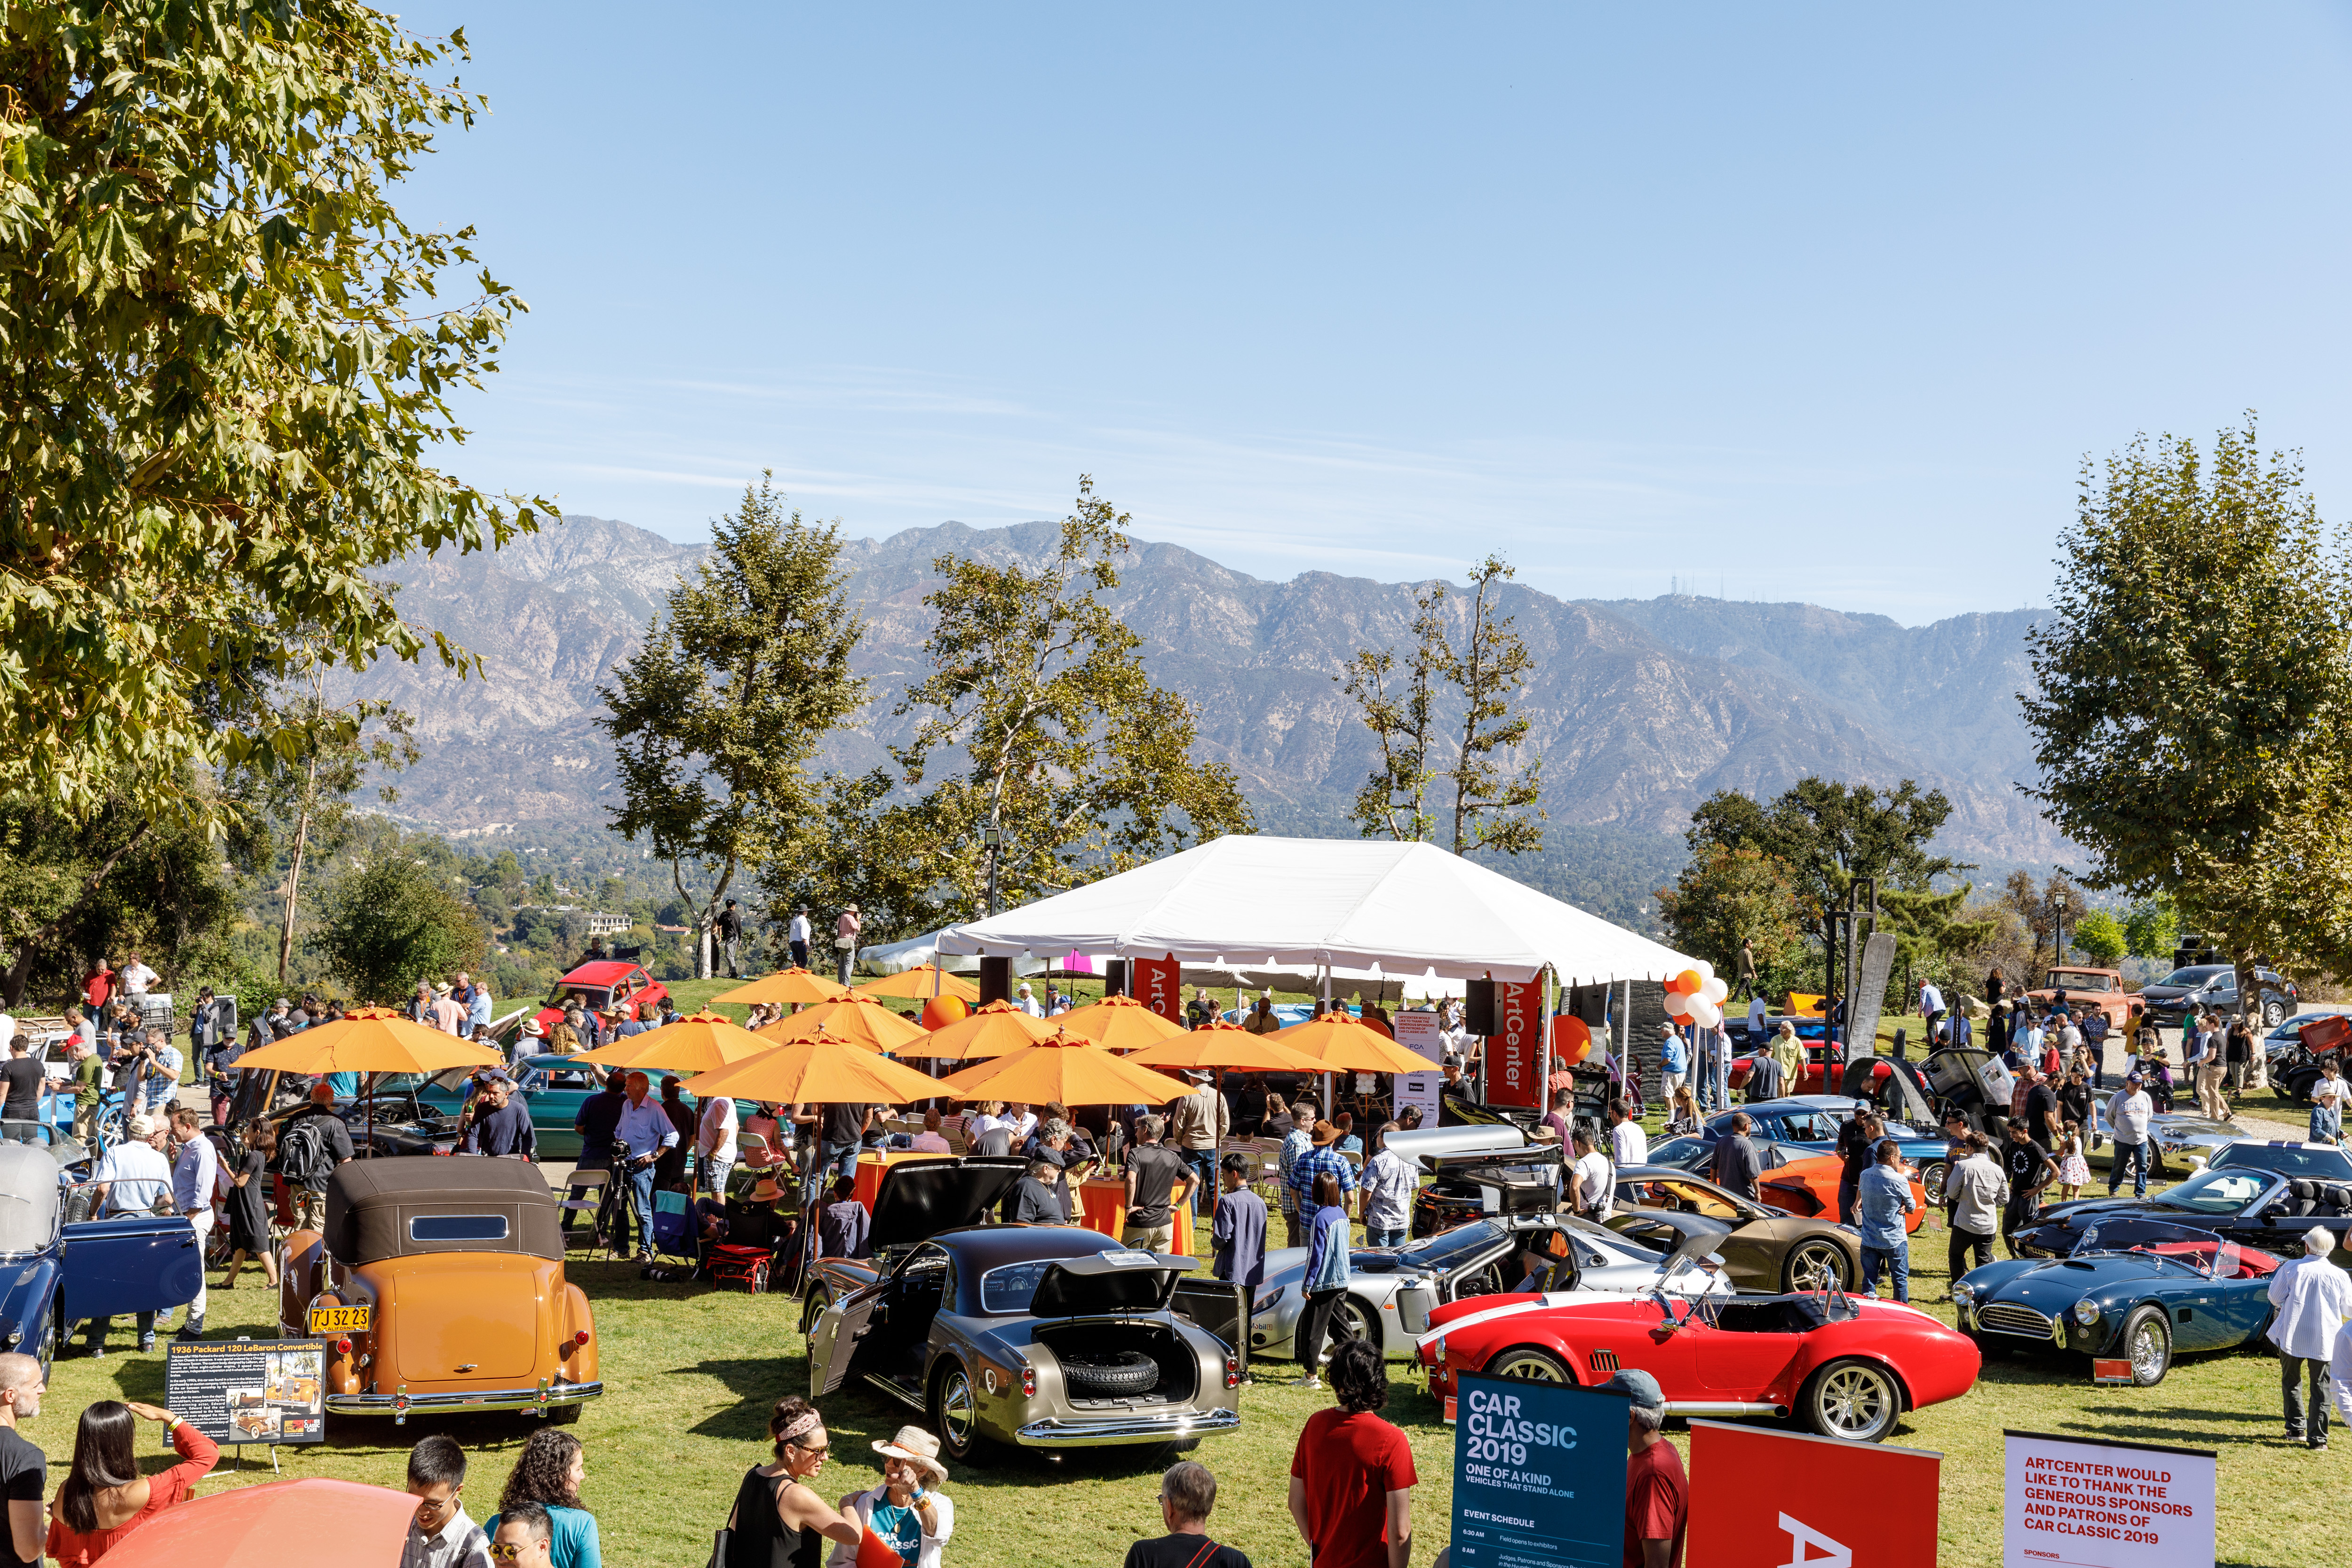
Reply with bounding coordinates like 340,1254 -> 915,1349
1449,1374 -> 1626,1568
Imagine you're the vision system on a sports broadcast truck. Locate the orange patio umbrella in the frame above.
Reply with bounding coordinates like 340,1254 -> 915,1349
682,1027 -> 947,1105
1126,1019 -> 1327,1075
940,1029 -> 1189,1105
712,967 -> 850,1007
894,999 -> 1059,1061
855,965 -> 982,1005
233,1007 -> 502,1075
757,993 -> 929,1054
1272,1011 -> 1433,1075
575,1010 -> 777,1074
1053,992 -> 1189,1053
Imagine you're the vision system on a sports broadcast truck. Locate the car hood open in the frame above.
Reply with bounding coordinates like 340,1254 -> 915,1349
870,1157 -> 1026,1248
1028,1248 -> 1188,1316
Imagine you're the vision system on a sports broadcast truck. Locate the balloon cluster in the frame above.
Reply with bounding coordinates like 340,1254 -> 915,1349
1664,963 -> 1730,1030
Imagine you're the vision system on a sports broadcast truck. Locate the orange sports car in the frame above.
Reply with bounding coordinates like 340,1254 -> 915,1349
278,1161 -> 600,1425
1757,1153 -> 1929,1235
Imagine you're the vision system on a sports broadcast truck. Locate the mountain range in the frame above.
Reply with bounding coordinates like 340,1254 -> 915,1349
332,513 -> 2064,928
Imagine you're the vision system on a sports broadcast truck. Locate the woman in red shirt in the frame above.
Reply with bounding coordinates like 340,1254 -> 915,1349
1288,1340 -> 1416,1568
48,1401 -> 218,1565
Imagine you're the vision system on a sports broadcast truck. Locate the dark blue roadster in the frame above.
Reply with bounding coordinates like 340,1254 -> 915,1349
0,1143 -> 203,1374
1954,1217 -> 2279,1386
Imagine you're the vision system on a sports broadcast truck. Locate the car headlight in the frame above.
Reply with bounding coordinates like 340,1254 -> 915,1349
2073,1299 -> 2101,1326
1256,1286 -> 1288,1309
1952,1281 -> 1974,1302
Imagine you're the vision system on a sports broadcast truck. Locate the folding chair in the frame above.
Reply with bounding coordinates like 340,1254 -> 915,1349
557,1169 -> 608,1250
645,1188 -> 700,1280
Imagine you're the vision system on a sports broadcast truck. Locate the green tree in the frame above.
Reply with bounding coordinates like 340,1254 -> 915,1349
2002,870 -> 2089,967
887,478 -> 1252,918
2073,908 -> 2129,966
0,783 -> 238,1006
1654,845 -> 1805,990
0,4 -> 543,829
2022,421 -> 2352,1071
1337,557 -> 1545,855
227,669 -> 419,985
314,854 -> 485,1004
2123,896 -> 2178,962
599,476 -> 866,977
1685,776 -> 1982,995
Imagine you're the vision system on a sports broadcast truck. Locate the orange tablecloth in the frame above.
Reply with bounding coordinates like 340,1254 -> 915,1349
851,1149 -> 960,1211
1075,1178 -> 1196,1254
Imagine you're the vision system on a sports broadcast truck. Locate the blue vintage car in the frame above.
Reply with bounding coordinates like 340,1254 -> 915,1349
1954,1216 -> 2279,1386
0,1144 -> 204,1374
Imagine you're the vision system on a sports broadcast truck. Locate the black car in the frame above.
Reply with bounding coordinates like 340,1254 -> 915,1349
2011,1164 -> 2352,1265
2135,964 -> 2298,1030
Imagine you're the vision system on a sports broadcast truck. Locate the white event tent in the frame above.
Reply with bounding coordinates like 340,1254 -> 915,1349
934,835 -> 1698,986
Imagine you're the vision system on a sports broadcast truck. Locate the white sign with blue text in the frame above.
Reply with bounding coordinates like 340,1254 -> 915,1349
1450,1374 -> 1627,1568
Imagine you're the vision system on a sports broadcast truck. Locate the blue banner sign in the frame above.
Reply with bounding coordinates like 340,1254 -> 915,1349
1450,1373 -> 1628,1568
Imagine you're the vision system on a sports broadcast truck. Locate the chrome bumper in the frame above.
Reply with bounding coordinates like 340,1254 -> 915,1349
1013,1407 -> 1242,1448
326,1381 -> 603,1421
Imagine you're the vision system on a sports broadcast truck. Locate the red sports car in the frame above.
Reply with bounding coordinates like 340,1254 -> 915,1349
531,960 -> 670,1035
1416,1262 -> 1980,1443
1757,1154 -> 1930,1236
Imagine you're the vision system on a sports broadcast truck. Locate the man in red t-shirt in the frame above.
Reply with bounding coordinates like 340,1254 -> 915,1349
1605,1368 -> 1687,1568
82,963 -> 112,1011
1288,1340 -> 1416,1568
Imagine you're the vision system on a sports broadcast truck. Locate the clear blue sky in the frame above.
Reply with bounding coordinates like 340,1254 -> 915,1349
396,4 -> 2352,621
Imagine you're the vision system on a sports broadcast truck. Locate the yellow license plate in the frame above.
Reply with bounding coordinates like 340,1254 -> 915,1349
308,1303 -> 371,1335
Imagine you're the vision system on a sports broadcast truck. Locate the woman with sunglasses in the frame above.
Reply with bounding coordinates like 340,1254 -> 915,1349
47,1401 -> 217,1564
721,1396 -> 863,1568
485,1429 -> 600,1568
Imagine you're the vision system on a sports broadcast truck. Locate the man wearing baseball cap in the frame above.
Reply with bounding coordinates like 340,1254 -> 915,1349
2104,1069 -> 2155,1200
1603,1368 -> 1686,1568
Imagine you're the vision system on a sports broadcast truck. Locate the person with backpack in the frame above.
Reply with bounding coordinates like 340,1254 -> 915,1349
281,1084 -> 354,1232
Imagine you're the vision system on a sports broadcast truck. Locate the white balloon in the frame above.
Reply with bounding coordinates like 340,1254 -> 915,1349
1687,998 -> 1723,1028
1700,977 -> 1729,1005
1663,990 -> 1691,1018
1692,959 -> 1716,981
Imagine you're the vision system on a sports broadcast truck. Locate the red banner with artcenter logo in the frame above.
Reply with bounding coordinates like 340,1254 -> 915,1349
1484,978 -> 1542,1109
1686,1420 -> 1939,1566
1133,954 -> 1183,1023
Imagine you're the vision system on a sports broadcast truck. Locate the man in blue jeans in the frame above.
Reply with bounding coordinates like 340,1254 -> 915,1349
2106,1072 -> 2154,1199
1855,1138 -> 1916,1302
613,1071 -> 679,1263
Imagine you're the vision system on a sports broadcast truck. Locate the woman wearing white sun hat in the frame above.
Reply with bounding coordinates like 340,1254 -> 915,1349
828,1425 -> 954,1568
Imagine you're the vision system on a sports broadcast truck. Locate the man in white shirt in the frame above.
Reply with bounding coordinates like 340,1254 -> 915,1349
787,905 -> 813,971
2105,1072 -> 2156,1198
1015,983 -> 1044,1019
1918,979 -> 1946,1045
1358,1130 -> 1417,1247
614,1072 -> 681,1263
84,1115 -> 175,1354
399,1434 -> 494,1568
695,1089 -> 740,1197
2267,1229 -> 2352,1448
1605,1098 -> 1648,1168
117,954 -> 159,995
1571,1128 -> 1613,1220
167,1106 -> 218,1338
1744,992 -> 1767,1047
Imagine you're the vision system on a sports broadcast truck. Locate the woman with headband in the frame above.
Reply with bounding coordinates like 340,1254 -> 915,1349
718,1397 -> 865,1568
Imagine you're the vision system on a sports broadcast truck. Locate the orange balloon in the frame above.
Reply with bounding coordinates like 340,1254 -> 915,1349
920,995 -> 970,1031
1551,1015 -> 1593,1066
1671,968 -> 1706,995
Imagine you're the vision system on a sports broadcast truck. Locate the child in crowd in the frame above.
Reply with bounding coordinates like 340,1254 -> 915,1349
2055,1123 -> 2090,1201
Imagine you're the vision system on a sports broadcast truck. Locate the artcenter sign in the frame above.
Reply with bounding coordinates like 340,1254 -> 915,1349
2002,1430 -> 2216,1568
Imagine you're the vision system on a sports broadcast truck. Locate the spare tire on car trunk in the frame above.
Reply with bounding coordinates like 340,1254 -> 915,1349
1059,1349 -> 1159,1397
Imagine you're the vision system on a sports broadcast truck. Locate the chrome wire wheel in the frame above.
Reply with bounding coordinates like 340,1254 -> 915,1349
2121,1304 -> 2171,1386
1487,1348 -> 1570,1383
938,1366 -> 977,1451
1806,1358 -> 1899,1441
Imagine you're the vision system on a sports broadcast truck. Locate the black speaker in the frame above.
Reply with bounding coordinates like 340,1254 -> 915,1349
979,957 -> 1012,1006
1464,979 -> 1498,1037
1104,960 -> 1128,998
1570,985 -> 1609,1025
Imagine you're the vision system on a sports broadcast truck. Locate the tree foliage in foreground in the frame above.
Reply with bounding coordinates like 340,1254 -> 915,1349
0,2 -> 541,826
2022,422 -> 2352,1050
601,477 -> 866,976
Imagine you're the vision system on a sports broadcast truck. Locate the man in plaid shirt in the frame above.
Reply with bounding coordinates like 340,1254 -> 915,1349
1288,1120 -> 1358,1220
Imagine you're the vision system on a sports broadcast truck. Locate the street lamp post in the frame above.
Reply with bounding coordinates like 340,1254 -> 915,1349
982,823 -> 1001,917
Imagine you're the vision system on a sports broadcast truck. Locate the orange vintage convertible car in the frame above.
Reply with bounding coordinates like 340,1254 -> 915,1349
1757,1153 -> 1930,1235
278,1161 -> 601,1424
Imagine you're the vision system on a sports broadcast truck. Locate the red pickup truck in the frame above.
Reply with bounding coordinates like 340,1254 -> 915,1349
2020,967 -> 2142,1029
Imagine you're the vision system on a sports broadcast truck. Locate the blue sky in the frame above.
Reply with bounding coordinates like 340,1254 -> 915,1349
396,4 -> 2352,621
